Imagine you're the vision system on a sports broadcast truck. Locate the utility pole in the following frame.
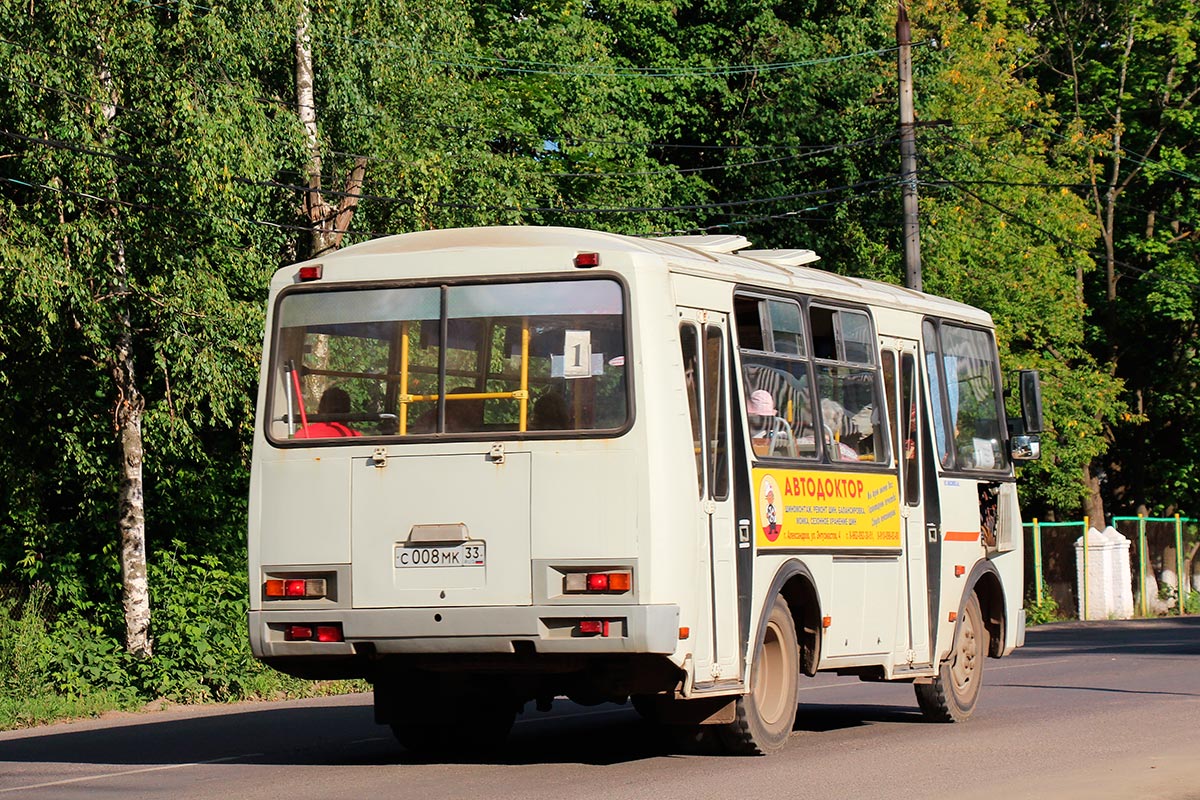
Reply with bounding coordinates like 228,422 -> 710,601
897,0 -> 922,292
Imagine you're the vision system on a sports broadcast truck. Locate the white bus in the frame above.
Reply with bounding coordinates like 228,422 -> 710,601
248,226 -> 1043,755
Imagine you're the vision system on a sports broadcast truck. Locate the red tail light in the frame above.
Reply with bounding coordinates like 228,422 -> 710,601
264,577 -> 328,600
578,620 -> 610,636
284,623 -> 343,642
285,625 -> 314,641
316,624 -> 344,643
563,570 -> 633,594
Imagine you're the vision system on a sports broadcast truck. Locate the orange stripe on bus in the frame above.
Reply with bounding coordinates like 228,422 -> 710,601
944,530 -> 980,542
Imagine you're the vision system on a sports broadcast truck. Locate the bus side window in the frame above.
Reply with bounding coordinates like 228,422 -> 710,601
902,352 -> 920,505
735,293 -> 815,461
809,306 -> 886,463
882,350 -> 898,462
704,324 -> 730,500
680,323 -> 705,497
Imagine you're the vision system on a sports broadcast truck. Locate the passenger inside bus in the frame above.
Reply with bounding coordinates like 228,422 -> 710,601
532,389 -> 569,430
295,387 -> 362,439
747,390 -> 797,458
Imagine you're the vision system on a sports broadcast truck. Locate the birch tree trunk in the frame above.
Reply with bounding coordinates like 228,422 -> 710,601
295,1 -> 368,260
294,1 -> 368,402
114,239 -> 151,659
99,48 -> 152,659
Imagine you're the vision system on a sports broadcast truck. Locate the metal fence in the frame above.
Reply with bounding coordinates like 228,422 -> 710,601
1025,514 -> 1197,619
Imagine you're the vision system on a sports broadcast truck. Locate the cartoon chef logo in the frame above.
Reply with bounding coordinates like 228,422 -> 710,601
759,475 -> 783,542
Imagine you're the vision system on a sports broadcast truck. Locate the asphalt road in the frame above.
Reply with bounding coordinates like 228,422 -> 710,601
2,617 -> 1198,800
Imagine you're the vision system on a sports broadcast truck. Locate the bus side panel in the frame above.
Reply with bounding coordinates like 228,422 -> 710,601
994,481 -> 1025,653
932,479 -> 984,660
637,265 -> 718,675
256,457 -> 353,569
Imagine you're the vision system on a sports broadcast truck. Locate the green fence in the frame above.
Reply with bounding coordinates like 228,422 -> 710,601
1025,514 -> 1197,620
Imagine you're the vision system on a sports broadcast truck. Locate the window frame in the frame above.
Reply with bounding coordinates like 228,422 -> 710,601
921,317 -> 1011,477
733,289 -> 892,469
265,273 -> 636,447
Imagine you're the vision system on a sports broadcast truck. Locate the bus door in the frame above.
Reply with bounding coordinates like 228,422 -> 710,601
881,338 -> 931,667
679,309 -> 741,685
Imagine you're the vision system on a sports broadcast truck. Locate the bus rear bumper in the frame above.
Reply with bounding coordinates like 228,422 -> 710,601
249,603 -> 681,659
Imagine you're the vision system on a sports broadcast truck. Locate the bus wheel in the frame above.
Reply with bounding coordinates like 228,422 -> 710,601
719,595 -> 798,755
916,592 -> 986,722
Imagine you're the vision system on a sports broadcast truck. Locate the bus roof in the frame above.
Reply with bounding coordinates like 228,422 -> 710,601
306,226 -> 993,326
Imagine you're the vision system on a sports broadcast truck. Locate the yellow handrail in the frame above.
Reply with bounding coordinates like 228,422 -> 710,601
392,317 -> 534,433
399,321 -> 410,435
519,319 -> 530,432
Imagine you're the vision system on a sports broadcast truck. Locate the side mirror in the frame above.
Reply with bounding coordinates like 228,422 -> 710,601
1019,370 -> 1044,434
1011,433 -> 1040,462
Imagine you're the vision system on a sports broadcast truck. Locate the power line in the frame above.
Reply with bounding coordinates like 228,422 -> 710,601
124,0 -> 923,80
643,181 -> 898,236
922,167 -> 1200,296
2,55 -> 898,188
2,127 -> 900,215
333,34 -> 922,80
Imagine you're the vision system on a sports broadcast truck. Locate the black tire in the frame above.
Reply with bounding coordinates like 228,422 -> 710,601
718,595 -> 799,755
915,592 -> 987,722
389,696 -> 516,755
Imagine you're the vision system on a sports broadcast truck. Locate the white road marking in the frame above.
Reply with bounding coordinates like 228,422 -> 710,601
989,658 -> 1072,671
0,754 -> 260,794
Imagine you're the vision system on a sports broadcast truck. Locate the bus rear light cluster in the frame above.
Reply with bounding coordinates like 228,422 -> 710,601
285,623 -> 344,642
563,571 -> 632,594
264,578 -> 328,599
577,620 -> 610,637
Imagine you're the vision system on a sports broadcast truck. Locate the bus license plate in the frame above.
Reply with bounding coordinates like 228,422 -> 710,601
395,542 -> 486,568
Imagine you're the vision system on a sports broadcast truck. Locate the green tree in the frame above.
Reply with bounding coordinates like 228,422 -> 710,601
904,0 -> 1125,515
1018,0 -> 1200,518
0,0 -> 301,652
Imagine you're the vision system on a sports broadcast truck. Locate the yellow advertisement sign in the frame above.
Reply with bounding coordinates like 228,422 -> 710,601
753,468 -> 901,550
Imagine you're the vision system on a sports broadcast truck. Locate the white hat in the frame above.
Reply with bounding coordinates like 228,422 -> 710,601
748,389 -> 777,416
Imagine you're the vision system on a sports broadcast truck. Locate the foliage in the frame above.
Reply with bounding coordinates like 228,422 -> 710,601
0,0 -> 1197,727
1025,582 -> 1062,626
0,560 -> 366,731
1156,584 -> 1200,616
1013,0 -> 1200,518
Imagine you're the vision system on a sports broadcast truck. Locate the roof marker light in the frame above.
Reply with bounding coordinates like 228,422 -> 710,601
574,252 -> 600,268
298,264 -> 324,281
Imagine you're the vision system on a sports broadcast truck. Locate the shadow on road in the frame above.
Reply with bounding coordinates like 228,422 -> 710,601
1022,615 -> 1200,657
992,682 -> 1200,697
0,697 -> 931,769
5,616 -> 1190,772
794,703 -> 925,732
